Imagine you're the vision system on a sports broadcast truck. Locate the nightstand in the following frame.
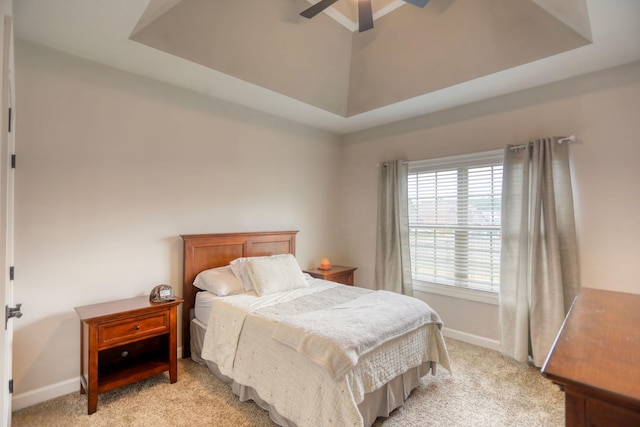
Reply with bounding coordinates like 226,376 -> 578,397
304,265 -> 357,286
74,296 -> 183,414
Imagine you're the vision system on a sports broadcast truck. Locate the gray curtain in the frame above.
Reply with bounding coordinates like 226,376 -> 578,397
500,138 -> 579,367
374,160 -> 413,296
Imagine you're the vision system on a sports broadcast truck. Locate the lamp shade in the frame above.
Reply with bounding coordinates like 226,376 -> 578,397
319,258 -> 331,270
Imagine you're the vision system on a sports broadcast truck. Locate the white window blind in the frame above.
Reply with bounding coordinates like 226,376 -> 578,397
408,150 -> 503,293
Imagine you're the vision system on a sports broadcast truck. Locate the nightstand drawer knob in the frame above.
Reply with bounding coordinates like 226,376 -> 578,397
134,325 -> 140,330
121,350 -> 129,358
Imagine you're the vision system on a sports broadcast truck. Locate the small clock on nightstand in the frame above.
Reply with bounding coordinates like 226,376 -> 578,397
304,265 -> 357,286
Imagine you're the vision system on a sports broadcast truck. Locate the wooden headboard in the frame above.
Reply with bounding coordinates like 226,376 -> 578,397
180,231 -> 298,358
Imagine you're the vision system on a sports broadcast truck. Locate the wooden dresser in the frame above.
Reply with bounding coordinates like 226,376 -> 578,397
75,296 -> 182,414
304,265 -> 357,286
541,288 -> 640,426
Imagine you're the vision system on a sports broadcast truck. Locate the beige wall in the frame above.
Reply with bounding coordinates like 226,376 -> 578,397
340,61 -> 640,342
13,41 -> 343,399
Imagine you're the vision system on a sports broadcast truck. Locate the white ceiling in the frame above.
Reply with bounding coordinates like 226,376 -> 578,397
13,0 -> 640,134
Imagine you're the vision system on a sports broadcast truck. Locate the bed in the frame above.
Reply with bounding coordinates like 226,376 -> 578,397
181,231 -> 450,427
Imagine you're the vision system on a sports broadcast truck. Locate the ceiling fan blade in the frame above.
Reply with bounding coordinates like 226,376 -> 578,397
300,0 -> 341,19
403,0 -> 430,7
358,0 -> 374,32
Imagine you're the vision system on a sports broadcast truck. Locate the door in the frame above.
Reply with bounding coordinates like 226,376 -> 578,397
0,4 -> 15,426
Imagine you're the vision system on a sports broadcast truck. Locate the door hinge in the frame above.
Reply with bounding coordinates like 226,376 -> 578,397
9,266 -> 14,281
8,107 -> 11,133
11,154 -> 15,169
8,379 -> 12,394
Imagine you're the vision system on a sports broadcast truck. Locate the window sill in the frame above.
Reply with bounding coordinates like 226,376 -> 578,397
413,281 -> 499,306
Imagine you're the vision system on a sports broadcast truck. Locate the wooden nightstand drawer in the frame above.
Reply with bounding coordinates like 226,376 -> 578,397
325,271 -> 353,285
98,312 -> 169,348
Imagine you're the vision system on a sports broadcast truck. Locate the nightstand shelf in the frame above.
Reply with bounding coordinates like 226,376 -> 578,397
96,336 -> 169,391
304,265 -> 357,286
99,359 -> 169,393
75,296 -> 182,414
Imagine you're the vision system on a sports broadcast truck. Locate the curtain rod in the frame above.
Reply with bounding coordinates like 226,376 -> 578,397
509,135 -> 575,151
381,135 -> 577,166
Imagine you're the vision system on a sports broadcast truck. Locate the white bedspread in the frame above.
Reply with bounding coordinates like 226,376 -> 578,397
201,283 -> 341,377
272,289 -> 442,380
201,280 -> 451,427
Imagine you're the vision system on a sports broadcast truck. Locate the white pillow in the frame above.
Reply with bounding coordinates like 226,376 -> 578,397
193,266 -> 244,296
229,257 -> 255,292
246,254 -> 308,296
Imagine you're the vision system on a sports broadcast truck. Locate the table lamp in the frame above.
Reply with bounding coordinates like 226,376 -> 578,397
319,257 -> 332,270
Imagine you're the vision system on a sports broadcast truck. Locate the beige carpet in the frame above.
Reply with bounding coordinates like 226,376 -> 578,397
12,338 -> 564,426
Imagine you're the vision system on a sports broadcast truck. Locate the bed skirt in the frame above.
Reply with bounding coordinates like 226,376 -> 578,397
190,318 -> 432,427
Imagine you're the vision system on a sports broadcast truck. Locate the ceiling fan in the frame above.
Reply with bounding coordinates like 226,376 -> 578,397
300,0 -> 430,33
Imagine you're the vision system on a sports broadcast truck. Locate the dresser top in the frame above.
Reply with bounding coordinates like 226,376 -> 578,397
542,288 -> 640,403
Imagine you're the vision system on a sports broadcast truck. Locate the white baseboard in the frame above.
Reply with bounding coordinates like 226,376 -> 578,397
12,346 -> 185,411
12,377 -> 79,411
442,327 -> 501,351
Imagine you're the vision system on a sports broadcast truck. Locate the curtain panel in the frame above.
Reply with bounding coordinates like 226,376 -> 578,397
500,138 -> 580,367
374,160 -> 413,296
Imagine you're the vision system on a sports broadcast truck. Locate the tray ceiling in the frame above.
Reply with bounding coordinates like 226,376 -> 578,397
130,0 -> 591,117
13,0 -> 640,133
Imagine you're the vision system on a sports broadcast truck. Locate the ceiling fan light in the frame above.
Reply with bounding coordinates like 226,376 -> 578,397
301,0 -> 431,32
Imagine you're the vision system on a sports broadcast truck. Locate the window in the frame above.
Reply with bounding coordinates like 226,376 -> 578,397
408,150 -> 503,296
